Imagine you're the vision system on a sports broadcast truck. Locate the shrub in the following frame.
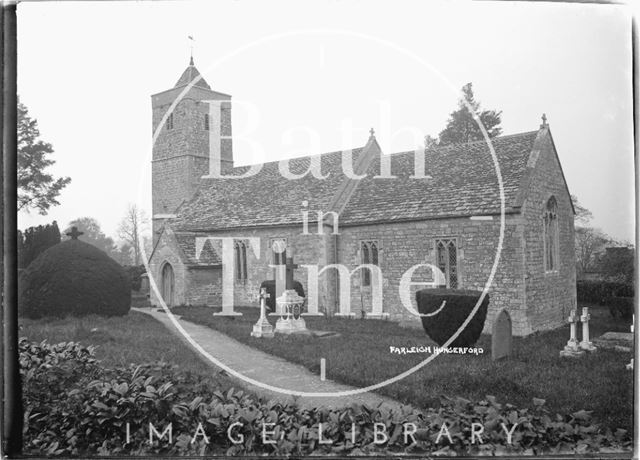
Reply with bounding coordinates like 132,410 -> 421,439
605,297 -> 634,320
577,280 -> 634,305
416,289 -> 488,347
259,280 -> 305,313
18,239 -> 131,319
20,338 -> 631,456
123,265 -> 146,292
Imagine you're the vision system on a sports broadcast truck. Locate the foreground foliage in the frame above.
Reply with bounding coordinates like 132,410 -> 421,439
21,339 -> 631,456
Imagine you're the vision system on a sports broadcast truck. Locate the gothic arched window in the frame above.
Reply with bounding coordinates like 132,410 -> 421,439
543,196 -> 559,272
360,240 -> 379,287
234,240 -> 248,281
435,238 -> 458,288
204,113 -> 210,131
166,113 -> 174,130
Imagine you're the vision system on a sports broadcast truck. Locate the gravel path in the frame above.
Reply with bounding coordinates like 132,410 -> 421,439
133,307 -> 405,411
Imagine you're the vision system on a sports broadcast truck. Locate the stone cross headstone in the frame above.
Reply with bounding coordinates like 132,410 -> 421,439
491,310 -> 512,361
560,309 -> 585,358
66,226 -> 84,240
271,239 -> 287,306
271,256 -> 298,316
579,307 -> 596,352
284,256 -> 298,290
251,288 -> 274,338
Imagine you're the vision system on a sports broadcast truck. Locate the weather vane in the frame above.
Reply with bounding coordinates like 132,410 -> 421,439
188,35 -> 195,65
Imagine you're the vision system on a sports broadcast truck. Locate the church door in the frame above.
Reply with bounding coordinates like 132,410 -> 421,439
161,262 -> 174,306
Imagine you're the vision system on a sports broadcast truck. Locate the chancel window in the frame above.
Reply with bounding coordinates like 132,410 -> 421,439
436,238 -> 458,288
166,113 -> 174,130
543,196 -> 559,272
204,113 -> 210,131
234,240 -> 248,281
360,240 -> 379,287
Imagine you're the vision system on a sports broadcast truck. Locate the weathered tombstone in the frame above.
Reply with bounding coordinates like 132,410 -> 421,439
274,256 -> 308,334
491,309 -> 512,361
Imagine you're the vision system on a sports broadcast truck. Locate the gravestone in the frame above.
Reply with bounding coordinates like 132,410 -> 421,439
274,256 -> 308,334
491,309 -> 512,361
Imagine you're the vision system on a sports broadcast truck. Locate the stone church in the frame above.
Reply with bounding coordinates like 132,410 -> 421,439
148,59 -> 577,336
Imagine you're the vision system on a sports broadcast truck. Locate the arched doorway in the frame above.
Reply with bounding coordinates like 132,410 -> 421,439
161,262 -> 174,306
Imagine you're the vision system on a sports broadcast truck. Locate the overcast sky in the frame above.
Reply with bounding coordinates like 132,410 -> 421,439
17,0 -> 634,243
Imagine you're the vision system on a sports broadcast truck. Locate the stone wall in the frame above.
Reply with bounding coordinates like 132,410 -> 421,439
148,228 -> 188,307
187,268 -> 222,306
157,226 -> 335,311
337,214 -> 529,334
521,132 -> 576,332
151,86 -> 232,244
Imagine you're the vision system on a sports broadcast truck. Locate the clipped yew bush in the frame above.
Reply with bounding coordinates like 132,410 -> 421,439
259,280 -> 305,313
416,289 -> 488,347
19,238 -> 131,319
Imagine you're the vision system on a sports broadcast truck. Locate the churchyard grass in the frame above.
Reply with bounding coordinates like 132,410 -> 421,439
19,311 -> 233,385
172,302 -> 633,432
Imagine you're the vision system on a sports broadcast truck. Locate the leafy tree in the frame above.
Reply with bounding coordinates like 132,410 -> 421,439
18,221 -> 61,269
117,204 -> 149,266
63,217 -> 118,259
18,98 -> 71,214
436,83 -> 502,146
424,134 -> 438,149
599,246 -> 634,284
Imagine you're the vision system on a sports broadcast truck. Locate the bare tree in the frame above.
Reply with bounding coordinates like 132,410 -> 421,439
117,204 -> 149,265
571,194 -> 593,225
575,226 -> 609,276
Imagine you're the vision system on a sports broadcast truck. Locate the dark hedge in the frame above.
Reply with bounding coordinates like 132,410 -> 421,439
577,280 -> 634,305
19,239 -> 131,319
416,289 -> 489,347
605,297 -> 634,320
124,265 -> 146,292
259,279 -> 305,312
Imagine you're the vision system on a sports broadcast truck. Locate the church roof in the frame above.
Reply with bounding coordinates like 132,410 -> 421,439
174,58 -> 211,90
172,146 -> 369,231
171,129 -> 542,232
340,131 -> 539,224
175,232 -> 221,265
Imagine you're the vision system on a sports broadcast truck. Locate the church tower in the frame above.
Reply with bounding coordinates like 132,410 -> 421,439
151,58 -> 233,243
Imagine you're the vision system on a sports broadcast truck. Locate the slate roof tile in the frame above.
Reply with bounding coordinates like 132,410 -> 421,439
172,130 -> 539,232
175,233 -> 221,265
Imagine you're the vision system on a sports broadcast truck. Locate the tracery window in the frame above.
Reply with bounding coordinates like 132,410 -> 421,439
360,240 -> 379,287
234,240 -> 248,281
543,196 -> 559,272
435,238 -> 458,288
